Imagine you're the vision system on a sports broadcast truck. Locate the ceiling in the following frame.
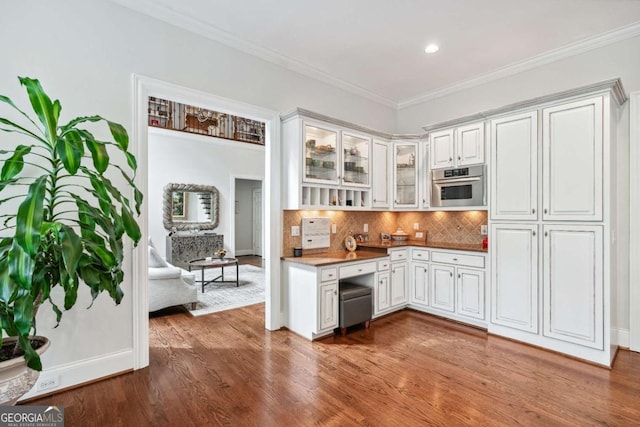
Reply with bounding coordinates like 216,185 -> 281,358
113,0 -> 640,108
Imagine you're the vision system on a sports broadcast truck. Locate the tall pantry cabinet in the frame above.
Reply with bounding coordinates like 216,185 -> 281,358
489,81 -> 626,366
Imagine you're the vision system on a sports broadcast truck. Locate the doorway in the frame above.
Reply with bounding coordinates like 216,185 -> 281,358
233,178 -> 263,258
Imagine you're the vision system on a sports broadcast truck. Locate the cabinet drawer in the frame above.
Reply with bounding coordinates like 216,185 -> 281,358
431,251 -> 485,268
412,249 -> 430,261
321,268 -> 338,282
339,261 -> 377,279
377,259 -> 391,271
389,249 -> 408,262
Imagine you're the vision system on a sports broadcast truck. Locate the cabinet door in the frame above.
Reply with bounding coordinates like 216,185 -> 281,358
543,225 -> 603,349
456,268 -> 485,320
430,129 -> 454,169
303,121 -> 340,185
375,271 -> 391,314
456,122 -> 485,166
372,140 -> 390,208
542,97 -> 603,221
411,262 -> 429,306
319,281 -> 338,331
342,131 -> 371,187
390,262 -> 408,307
490,111 -> 538,220
393,142 -> 419,208
491,224 -> 538,333
430,264 -> 455,312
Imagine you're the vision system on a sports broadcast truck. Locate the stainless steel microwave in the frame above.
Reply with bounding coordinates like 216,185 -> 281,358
431,165 -> 486,207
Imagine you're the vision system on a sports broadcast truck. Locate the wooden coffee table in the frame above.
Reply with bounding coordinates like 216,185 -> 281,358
188,258 -> 239,292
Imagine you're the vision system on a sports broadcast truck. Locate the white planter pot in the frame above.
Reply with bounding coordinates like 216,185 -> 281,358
0,336 -> 50,405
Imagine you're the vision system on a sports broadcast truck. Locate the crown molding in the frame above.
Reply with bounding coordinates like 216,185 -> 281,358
281,108 -> 395,139
110,0 -> 398,108
399,21 -> 640,110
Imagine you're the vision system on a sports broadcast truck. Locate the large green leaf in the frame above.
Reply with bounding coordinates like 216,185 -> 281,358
56,130 -> 84,175
0,118 -> 46,142
0,93 -> 42,134
19,77 -> 58,144
13,291 -> 34,335
7,241 -> 34,290
14,176 -> 47,256
59,225 -> 82,279
18,335 -> 41,371
0,145 -> 31,181
0,256 -> 16,303
107,121 -> 128,151
60,115 -> 101,134
121,205 -> 141,244
85,139 -> 109,174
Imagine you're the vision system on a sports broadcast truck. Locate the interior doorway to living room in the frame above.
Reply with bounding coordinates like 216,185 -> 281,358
234,178 -> 264,265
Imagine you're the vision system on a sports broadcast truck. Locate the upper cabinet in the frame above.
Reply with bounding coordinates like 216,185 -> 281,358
303,122 -> 340,185
341,131 -> 371,188
430,122 -> 485,170
490,111 -> 538,221
393,141 -> 419,209
372,139 -> 390,208
542,97 -> 603,221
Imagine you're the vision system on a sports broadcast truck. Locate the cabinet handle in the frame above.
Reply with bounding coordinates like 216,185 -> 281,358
545,231 -> 548,237
532,208 -> 535,214
449,157 -> 452,162
334,290 -> 337,295
423,199 -> 426,203
458,274 -> 461,279
452,258 -> 458,261
450,272 -> 453,277
392,269 -> 395,273
379,280 -> 383,284
532,231 -> 536,236
373,198 -> 377,202
328,274 -> 333,277
458,156 -> 461,161
358,268 -> 362,272
544,208 -> 548,214
424,268 -> 427,272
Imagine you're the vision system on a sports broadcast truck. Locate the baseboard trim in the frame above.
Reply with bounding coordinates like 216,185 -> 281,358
19,349 -> 133,402
614,327 -> 630,348
235,249 -> 255,256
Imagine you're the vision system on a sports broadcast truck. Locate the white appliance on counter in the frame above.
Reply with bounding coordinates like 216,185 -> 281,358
301,217 -> 330,249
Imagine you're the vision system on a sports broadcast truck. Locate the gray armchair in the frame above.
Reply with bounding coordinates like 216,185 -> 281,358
148,239 -> 198,312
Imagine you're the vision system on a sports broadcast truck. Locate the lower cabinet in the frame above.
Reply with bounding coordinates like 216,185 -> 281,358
318,281 -> 338,331
410,261 -> 429,306
431,264 -> 455,312
374,270 -> 391,315
456,268 -> 485,320
390,261 -> 409,307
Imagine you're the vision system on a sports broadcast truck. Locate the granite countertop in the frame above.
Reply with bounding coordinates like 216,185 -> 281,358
281,250 -> 388,267
358,240 -> 488,253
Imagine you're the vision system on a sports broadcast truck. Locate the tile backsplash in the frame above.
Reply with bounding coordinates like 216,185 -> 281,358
282,210 -> 487,256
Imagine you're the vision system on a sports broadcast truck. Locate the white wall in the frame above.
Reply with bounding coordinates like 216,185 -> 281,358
235,179 -> 262,255
148,129 -> 264,258
1,0 -> 396,396
397,36 -> 640,333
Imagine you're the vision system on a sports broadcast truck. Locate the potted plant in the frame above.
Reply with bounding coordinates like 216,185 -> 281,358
0,77 -> 142,404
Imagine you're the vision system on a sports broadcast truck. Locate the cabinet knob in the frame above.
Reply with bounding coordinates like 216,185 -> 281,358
334,290 -> 337,295
458,156 -> 461,161
358,269 -> 362,272
424,268 -> 427,272
450,272 -> 453,277
532,231 -> 536,236
532,208 -> 535,214
458,274 -> 461,279
452,258 -> 458,261
449,157 -> 452,162
544,208 -> 548,214
373,199 -> 377,202
545,231 -> 548,237
392,269 -> 395,273
379,280 -> 383,284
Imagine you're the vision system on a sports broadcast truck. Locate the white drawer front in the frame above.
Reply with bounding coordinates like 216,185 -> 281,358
377,259 -> 390,271
321,268 -> 338,282
389,249 -> 408,262
412,249 -> 430,261
339,261 -> 377,279
431,251 -> 485,268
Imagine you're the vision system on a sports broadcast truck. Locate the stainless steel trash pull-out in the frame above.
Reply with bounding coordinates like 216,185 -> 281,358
338,283 -> 372,336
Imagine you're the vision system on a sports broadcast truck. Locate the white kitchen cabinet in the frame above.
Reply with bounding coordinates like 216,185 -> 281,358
542,97 -> 603,221
341,130 -> 372,188
303,121 -> 340,185
490,224 -> 538,333
456,268 -> 485,320
543,225 -> 603,349
374,271 -> 391,315
410,262 -> 429,307
319,281 -> 339,331
430,264 -> 455,312
393,141 -> 419,208
372,139 -> 390,208
429,122 -> 484,170
390,261 -> 409,307
490,111 -> 538,221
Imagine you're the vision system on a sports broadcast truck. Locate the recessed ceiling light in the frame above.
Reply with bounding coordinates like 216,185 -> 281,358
424,44 -> 440,54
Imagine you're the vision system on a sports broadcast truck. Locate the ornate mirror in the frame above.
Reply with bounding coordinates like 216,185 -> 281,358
162,183 -> 219,231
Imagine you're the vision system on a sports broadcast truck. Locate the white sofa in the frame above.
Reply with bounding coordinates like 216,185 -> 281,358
148,240 -> 198,312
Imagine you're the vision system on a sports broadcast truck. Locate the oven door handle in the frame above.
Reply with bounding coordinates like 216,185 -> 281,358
433,177 -> 482,184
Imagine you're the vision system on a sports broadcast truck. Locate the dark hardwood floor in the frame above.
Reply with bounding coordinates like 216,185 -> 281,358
27,304 -> 640,426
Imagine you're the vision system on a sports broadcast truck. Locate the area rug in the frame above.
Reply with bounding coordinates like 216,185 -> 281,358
186,264 -> 265,316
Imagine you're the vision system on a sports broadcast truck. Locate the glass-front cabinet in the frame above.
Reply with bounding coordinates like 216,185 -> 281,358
304,123 -> 339,185
341,131 -> 371,187
393,141 -> 419,208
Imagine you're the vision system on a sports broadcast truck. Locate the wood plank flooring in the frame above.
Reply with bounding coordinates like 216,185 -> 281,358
27,305 -> 640,426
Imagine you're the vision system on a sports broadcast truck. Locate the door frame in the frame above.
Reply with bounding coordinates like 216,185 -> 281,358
229,176 -> 263,257
252,188 -> 263,256
630,90 -> 640,352
131,75 -> 281,369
